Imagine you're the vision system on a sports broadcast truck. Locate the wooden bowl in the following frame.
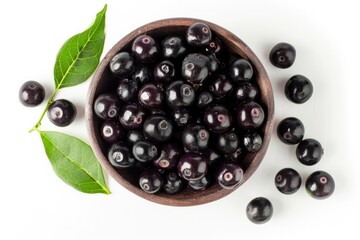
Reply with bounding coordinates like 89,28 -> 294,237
86,18 -> 274,206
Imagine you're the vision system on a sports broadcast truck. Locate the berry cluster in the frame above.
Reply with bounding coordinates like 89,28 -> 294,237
245,42 -> 335,225
93,22 -> 267,194
271,43 -> 335,200
19,81 -> 77,126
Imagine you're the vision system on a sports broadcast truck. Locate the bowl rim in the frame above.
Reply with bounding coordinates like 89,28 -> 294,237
85,17 -> 275,206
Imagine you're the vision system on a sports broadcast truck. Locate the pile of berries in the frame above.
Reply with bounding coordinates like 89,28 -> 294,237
93,22 -> 267,194
246,42 -> 335,224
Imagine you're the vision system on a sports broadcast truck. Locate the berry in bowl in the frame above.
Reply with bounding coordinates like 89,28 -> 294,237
86,18 -> 274,206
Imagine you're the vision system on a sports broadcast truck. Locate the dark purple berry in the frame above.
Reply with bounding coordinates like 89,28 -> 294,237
132,66 -> 152,85
216,162 -> 243,189
205,37 -> 222,56
177,152 -> 208,181
162,36 -> 186,59
234,82 -> 260,102
108,143 -> 135,168
116,78 -> 138,102
246,197 -> 273,224
182,53 -> 210,85
182,124 -> 210,152
119,103 -> 146,129
127,129 -> 144,145
203,105 -> 232,133
153,143 -> 182,170
132,140 -> 158,162
275,168 -> 302,194
285,75 -> 313,104
242,132 -> 263,153
277,117 -> 304,144
138,83 -> 163,109
236,101 -> 265,129
109,52 -> 135,76
139,169 -> 163,194
209,74 -> 233,98
143,115 -> 173,142
47,99 -> 77,127
186,22 -> 212,47
19,81 -> 45,107
296,138 -> 324,166
269,42 -> 296,69
165,80 -> 195,109
305,171 -> 335,199
154,60 -> 175,83
100,120 -> 125,144
172,108 -> 192,127
197,91 -> 214,109
201,148 -> 221,166
229,59 -> 253,82
216,132 -> 239,154
131,35 -> 159,63
94,93 -> 121,120
188,175 -> 211,191
163,172 -> 184,194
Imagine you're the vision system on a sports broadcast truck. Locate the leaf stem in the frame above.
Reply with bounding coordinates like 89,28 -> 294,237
28,87 -> 59,133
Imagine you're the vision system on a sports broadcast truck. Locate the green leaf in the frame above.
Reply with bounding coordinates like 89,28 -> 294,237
39,130 -> 110,194
53,4 -> 107,89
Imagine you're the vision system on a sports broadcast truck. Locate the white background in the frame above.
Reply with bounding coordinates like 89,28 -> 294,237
1,0 -> 359,239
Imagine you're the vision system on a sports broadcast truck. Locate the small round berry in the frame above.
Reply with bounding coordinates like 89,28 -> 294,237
246,197 -> 273,224
19,81 -> 45,107
107,143 -> 135,168
285,75 -> 313,104
116,78 -> 138,102
296,138 -> 324,166
277,117 -> 304,144
126,129 -> 144,145
139,169 -> 163,194
172,108 -> 193,127
131,35 -> 159,63
305,171 -> 335,199
203,105 -> 232,133
143,115 -> 174,142
153,143 -> 182,170
162,36 -> 186,59
118,103 -> 146,130
138,83 -> 163,109
233,82 -> 260,102
163,172 -> 184,194
205,37 -> 223,56
242,132 -> 263,153
275,168 -> 302,194
154,60 -> 175,83
188,175 -> 211,191
132,66 -> 152,85
100,120 -> 125,144
94,93 -> 121,120
182,53 -> 210,85
229,59 -> 253,82
216,162 -> 243,189
132,140 -> 158,163
47,99 -> 77,127
186,22 -> 212,47
109,52 -> 135,76
269,42 -> 296,68
182,124 -> 210,152
165,80 -> 195,109
236,101 -> 265,130
209,74 -> 233,98
177,152 -> 208,181
197,91 -> 214,109
216,132 -> 239,155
